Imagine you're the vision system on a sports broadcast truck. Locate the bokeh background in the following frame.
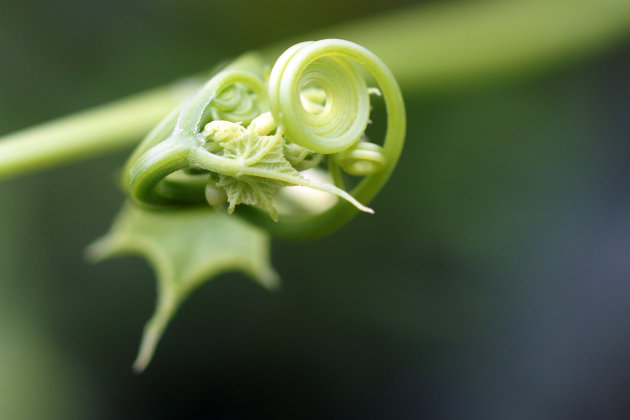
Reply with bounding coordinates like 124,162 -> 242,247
1,0 -> 629,418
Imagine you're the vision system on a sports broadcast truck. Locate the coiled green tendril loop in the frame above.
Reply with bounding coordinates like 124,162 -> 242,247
210,82 -> 263,123
268,41 -> 370,154
334,140 -> 387,176
256,39 -> 406,237
122,39 -> 405,239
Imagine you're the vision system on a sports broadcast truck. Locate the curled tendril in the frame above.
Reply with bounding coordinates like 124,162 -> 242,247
268,41 -> 371,154
334,139 -> 387,176
210,82 -> 265,124
122,39 -> 405,239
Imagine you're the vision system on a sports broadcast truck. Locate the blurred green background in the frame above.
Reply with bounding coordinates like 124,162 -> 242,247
1,0 -> 630,418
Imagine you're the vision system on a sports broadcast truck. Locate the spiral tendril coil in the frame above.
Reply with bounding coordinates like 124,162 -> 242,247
210,83 -> 263,124
268,42 -> 371,154
334,140 -> 387,176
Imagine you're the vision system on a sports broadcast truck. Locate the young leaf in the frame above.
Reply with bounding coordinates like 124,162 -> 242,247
200,116 -> 374,220
86,203 -> 279,372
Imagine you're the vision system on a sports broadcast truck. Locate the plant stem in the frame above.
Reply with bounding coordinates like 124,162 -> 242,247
0,84 -> 196,180
1,0 -> 629,180
262,0 -> 630,92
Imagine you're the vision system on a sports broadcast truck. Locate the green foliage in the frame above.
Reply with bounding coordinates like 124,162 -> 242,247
0,0 -> 629,373
203,116 -> 371,220
87,203 -> 278,371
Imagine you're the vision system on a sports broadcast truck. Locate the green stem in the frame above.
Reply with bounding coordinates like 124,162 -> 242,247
262,0 -> 630,92
0,85 -> 196,180
0,0 -> 628,180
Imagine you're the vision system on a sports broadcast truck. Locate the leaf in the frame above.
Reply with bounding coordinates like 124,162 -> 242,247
203,118 -> 374,219
86,202 -> 279,372
218,173 -> 284,221
216,130 -> 299,220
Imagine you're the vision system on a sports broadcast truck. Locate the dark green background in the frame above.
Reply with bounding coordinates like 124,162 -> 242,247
1,0 -> 629,418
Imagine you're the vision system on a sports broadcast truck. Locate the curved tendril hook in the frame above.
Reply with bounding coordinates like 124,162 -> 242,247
122,39 -> 406,239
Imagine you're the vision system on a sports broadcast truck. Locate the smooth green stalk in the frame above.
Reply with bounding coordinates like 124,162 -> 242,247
266,0 -> 630,91
0,0 -> 628,180
0,85 -> 196,180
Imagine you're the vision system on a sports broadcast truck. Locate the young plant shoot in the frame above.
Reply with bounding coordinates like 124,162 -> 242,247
89,39 -> 406,371
123,39 -> 406,238
1,0 -> 629,371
